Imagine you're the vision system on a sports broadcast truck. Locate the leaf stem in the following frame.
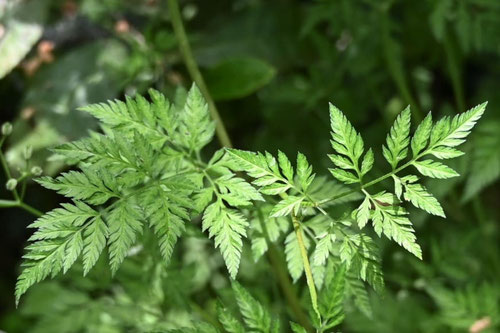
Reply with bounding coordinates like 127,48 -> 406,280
167,0 -> 233,148
18,202 -> 43,217
0,199 -> 43,217
165,10 -> 311,328
292,214 -> 321,323
166,4 -> 337,329
256,209 -> 313,331
0,147 -> 20,202
0,199 -> 18,208
0,144 -> 42,217
320,154 -> 423,206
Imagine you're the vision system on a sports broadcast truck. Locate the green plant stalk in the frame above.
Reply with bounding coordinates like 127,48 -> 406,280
0,147 -> 42,217
257,210 -> 313,331
167,0 -> 233,148
0,199 -> 43,217
319,149 -> 432,206
19,202 -> 43,217
0,148 -> 20,202
166,3 -> 311,326
0,199 -> 18,208
292,214 -> 321,323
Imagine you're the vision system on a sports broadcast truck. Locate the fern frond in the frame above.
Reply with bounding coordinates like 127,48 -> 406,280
411,112 -> 433,156
383,106 -> 411,169
339,233 -> 384,292
82,215 -> 107,275
140,185 -> 191,263
178,84 -> 216,152
402,181 -> 445,217
214,173 -> 264,207
15,202 -> 99,304
53,132 -> 170,179
413,159 -> 459,179
232,281 -> 272,332
285,231 -> 311,282
319,264 -> 346,328
429,102 -> 487,148
80,92 -> 170,148
270,196 -> 304,218
296,152 -> 316,192
329,103 -> 370,182
290,322 -> 308,333
17,85 -> 234,301
107,201 -> 144,274
312,233 -> 335,266
37,169 -> 120,205
369,192 -> 422,259
346,272 -> 373,318
217,302 -> 245,333
202,201 -> 248,279
225,149 -> 294,195
225,148 -> 320,219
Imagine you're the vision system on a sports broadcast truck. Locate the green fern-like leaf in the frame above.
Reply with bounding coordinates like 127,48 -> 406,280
429,102 -> 487,148
37,169 -> 120,205
411,112 -> 433,157
232,281 -> 272,332
413,159 -> 459,179
383,106 -> 412,169
312,233 -> 335,267
15,202 -> 99,304
290,322 -> 308,333
346,272 -> 373,318
202,201 -> 248,279
319,264 -> 346,328
107,201 -> 144,274
178,84 -> 216,152
216,302 -> 245,333
140,185 -> 191,263
225,149 -> 297,197
329,103 -> 370,183
403,181 -> 445,217
339,233 -> 384,292
285,231 -> 311,282
16,85 -> 264,302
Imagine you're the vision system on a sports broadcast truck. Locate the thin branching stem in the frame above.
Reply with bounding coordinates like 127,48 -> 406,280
0,147 -> 20,201
319,151 -> 427,206
0,143 -> 42,217
167,0 -> 233,148
18,202 -> 43,217
166,3 -> 311,327
292,214 -> 321,324
256,209 -> 313,331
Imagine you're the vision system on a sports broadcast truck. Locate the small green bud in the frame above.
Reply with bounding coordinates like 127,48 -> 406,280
31,166 -> 43,176
6,178 -> 18,191
1,122 -> 13,136
23,145 -> 33,160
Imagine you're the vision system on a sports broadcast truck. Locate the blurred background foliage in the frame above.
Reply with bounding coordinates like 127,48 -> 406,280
0,0 -> 499,332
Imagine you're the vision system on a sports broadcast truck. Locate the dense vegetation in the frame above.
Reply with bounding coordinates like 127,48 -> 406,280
0,1 -> 499,332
